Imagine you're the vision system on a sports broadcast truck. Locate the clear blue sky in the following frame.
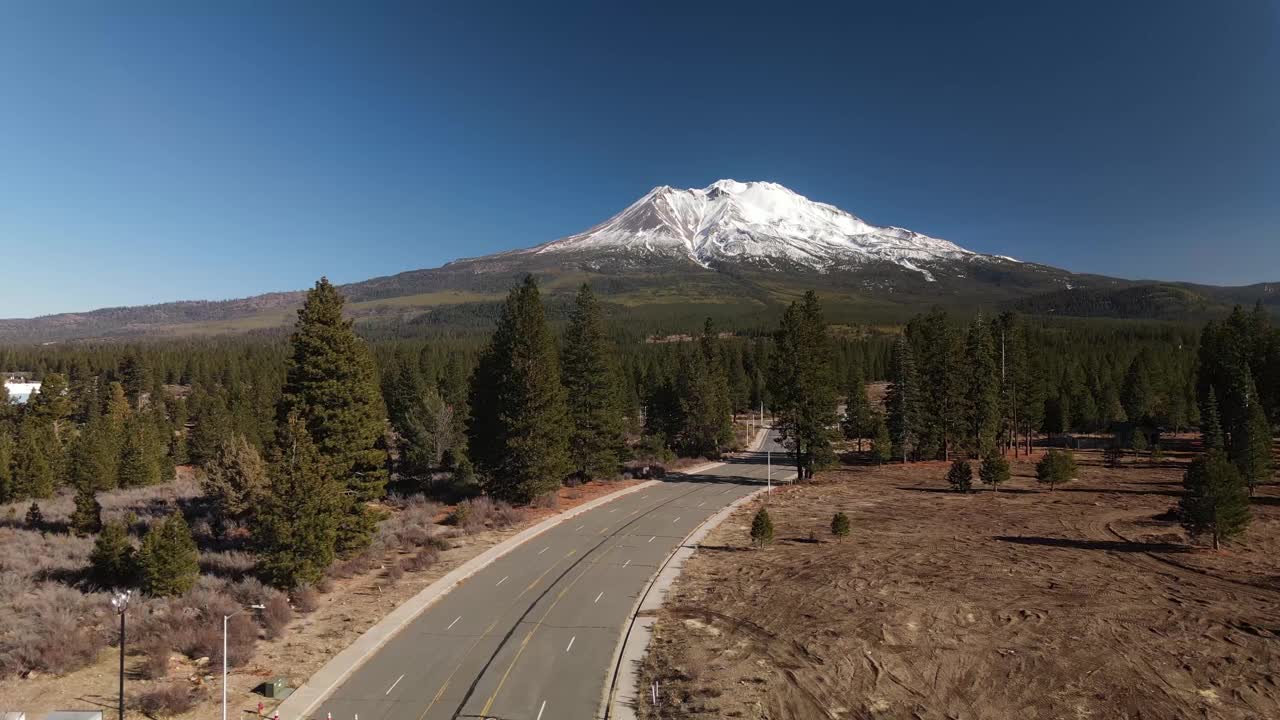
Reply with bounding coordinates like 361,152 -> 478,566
1,1 -> 1276,317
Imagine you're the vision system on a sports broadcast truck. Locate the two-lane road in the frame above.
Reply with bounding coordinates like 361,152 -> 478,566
317,431 -> 791,720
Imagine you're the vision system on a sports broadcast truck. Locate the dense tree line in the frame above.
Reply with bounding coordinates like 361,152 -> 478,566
7,278 -> 1273,593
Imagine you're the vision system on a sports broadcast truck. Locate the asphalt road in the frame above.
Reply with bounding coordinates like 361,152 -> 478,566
315,430 -> 792,720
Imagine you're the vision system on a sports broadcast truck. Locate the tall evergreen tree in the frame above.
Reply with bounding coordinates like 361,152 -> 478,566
138,511 -> 200,597
871,412 -> 892,465
467,277 -> 572,503
767,292 -> 837,479
0,432 -> 14,504
885,335 -> 920,463
1201,386 -> 1225,450
278,278 -> 388,554
1180,450 -> 1250,550
909,310 -> 963,460
255,413 -> 343,589
118,414 -> 163,487
840,366 -> 873,452
1231,394 -> 1273,496
963,317 -> 1000,457
69,414 -> 123,491
561,285 -> 625,481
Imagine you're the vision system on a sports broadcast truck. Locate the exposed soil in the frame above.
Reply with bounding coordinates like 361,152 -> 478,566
0,478 -> 636,718
640,440 -> 1280,720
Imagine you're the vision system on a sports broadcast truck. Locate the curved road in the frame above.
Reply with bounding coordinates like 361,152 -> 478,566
315,431 -> 790,720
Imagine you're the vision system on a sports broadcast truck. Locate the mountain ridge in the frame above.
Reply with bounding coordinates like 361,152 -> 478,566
2,181 -> 1276,342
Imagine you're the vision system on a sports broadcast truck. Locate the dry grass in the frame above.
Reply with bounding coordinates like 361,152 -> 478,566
641,439 -> 1280,720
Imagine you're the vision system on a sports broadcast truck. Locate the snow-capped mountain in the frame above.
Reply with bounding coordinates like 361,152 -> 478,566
517,179 -> 1000,281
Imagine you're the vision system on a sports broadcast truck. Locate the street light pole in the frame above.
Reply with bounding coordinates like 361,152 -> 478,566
223,604 -> 265,720
111,590 -> 132,720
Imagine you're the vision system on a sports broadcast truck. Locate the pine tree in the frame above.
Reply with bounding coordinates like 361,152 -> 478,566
1035,450 -> 1076,491
188,388 -> 232,467
467,277 -> 572,503
118,414 -> 162,487
255,412 -> 343,589
0,433 -> 13,504
1180,450 -> 1250,550
885,335 -> 920,463
840,366 -> 873,452
202,434 -> 267,535
1121,353 -> 1154,424
871,414 -> 892,465
69,414 -> 122,491
70,483 -> 103,536
119,354 -> 150,409
1130,427 -> 1149,463
28,372 -> 72,443
750,507 -> 774,548
963,318 -> 1000,457
278,277 -> 388,554
945,459 -> 973,493
979,451 -> 1010,492
909,310 -> 964,460
1201,386 -> 1225,451
138,511 -> 200,597
25,501 -> 43,529
830,511 -> 851,540
675,347 -> 731,457
89,519 -> 136,588
699,318 -> 735,449
767,292 -> 837,480
561,285 -> 625,481
14,424 -> 56,499
1231,397 -> 1273,496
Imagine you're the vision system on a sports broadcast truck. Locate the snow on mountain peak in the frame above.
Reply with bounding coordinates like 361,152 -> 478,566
529,180 -> 994,279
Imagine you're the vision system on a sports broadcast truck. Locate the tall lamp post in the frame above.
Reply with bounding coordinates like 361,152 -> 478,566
223,604 -> 265,720
110,590 -> 132,720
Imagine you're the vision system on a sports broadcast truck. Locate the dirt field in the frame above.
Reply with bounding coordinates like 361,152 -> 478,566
640,441 -> 1280,720
0,478 -> 635,718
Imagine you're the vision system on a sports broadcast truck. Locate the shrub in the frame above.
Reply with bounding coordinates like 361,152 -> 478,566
133,684 -> 206,717
945,459 -> 973,493
830,512 -> 851,540
749,508 -> 774,548
261,593 -> 293,640
1035,450 -> 1077,491
292,585 -> 320,614
401,547 -> 439,572
140,637 -> 171,680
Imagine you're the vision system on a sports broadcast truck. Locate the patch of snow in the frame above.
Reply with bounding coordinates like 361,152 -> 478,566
525,180 -> 1006,278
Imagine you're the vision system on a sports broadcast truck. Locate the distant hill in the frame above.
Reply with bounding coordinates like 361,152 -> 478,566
1,180 -> 1274,342
1008,283 -> 1280,321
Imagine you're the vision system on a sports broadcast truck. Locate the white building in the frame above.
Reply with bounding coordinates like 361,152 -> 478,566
3,380 -> 41,403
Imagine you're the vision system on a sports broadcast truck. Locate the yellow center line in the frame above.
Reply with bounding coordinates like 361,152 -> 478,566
478,544 -> 618,717
415,548 -> 578,720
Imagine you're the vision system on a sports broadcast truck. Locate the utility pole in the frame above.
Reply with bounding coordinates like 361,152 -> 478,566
224,604 -> 266,720
111,590 -> 132,720
767,450 -> 771,494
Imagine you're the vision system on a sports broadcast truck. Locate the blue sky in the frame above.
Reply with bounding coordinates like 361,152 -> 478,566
1,1 -> 1276,317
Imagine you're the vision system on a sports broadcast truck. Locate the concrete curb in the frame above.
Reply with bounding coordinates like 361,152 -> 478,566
274,478 -> 660,720
602,430 -> 795,720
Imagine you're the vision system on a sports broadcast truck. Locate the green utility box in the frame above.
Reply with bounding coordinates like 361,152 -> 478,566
257,677 -> 292,699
